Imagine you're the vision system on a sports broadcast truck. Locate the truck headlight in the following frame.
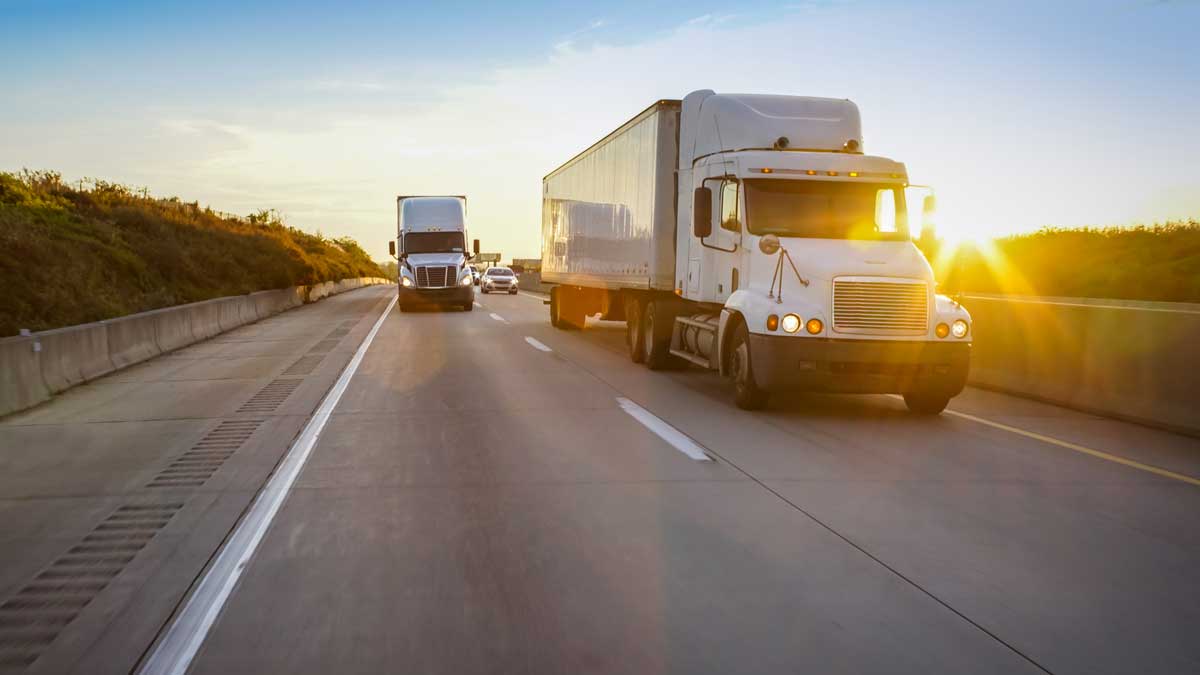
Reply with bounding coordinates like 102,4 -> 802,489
781,314 -> 801,333
401,277 -> 413,288
951,319 -> 969,338
460,275 -> 473,286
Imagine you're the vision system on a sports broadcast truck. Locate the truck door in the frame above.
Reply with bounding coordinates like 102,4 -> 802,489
712,178 -> 743,303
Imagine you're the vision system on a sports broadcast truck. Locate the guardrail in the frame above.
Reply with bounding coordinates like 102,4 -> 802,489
0,277 -> 392,418
964,293 -> 1200,435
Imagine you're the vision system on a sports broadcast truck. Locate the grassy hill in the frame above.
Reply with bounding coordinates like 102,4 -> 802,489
922,221 -> 1200,304
0,170 -> 385,336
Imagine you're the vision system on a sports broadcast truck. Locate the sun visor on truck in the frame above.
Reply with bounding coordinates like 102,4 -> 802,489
684,92 -> 863,166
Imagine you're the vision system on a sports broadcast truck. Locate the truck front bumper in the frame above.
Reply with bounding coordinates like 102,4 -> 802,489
748,335 -> 970,395
397,285 -> 473,306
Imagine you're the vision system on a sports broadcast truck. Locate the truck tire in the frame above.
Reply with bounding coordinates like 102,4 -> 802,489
903,391 -> 950,415
729,323 -> 769,410
625,295 -> 645,363
642,299 -> 678,370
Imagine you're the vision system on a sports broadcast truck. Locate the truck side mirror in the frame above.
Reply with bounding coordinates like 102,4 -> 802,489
473,239 -> 480,255
922,195 -> 937,232
388,241 -> 396,258
693,187 -> 713,239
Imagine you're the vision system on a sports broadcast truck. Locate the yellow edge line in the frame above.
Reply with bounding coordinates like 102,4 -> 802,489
943,408 -> 1200,487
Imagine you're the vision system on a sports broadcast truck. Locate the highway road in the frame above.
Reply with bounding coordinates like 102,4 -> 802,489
2,286 -> 1198,674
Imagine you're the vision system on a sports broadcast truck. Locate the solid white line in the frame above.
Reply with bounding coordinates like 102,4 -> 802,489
616,397 -> 712,462
524,336 -> 552,352
138,295 -> 398,675
517,291 -> 547,301
489,312 -> 508,323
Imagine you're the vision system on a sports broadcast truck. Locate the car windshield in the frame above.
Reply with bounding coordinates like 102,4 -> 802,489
487,268 -> 513,276
744,179 -> 908,240
404,231 -> 465,253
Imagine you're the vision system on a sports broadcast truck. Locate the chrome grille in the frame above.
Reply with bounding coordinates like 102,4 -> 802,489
415,266 -> 453,288
832,278 -> 928,335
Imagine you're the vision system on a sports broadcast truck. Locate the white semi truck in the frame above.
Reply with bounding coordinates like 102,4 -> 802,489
388,195 -> 479,312
541,90 -> 971,413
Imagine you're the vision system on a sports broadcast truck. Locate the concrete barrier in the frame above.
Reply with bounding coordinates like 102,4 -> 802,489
966,294 -> 1200,435
215,297 -> 247,332
106,313 -> 161,369
250,289 -> 292,319
516,271 -> 552,294
151,305 -> 197,353
37,323 -> 113,393
1,278 -> 395,418
187,299 -> 224,341
0,335 -> 50,413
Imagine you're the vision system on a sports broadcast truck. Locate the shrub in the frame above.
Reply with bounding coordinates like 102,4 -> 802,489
0,170 -> 385,336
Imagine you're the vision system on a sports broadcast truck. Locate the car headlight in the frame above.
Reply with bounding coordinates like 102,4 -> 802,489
951,319 -> 969,338
401,277 -> 413,287
781,313 -> 802,333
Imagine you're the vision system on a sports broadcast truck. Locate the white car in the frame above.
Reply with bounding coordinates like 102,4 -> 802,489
480,267 -> 518,294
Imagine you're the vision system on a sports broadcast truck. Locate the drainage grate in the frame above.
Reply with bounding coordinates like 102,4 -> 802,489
0,503 -> 182,670
281,355 -> 324,378
147,420 -> 263,488
236,379 -> 302,414
306,339 -> 340,355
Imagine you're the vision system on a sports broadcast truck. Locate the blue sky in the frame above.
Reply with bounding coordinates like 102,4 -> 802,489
3,0 -> 1198,259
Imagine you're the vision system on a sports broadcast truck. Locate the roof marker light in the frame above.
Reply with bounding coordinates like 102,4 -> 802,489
826,171 -> 838,176
806,170 -> 817,176
760,168 -> 773,174
848,172 -> 859,177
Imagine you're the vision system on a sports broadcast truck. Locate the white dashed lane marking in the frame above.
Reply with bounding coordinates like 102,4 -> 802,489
524,337 -> 552,352
616,397 -> 712,461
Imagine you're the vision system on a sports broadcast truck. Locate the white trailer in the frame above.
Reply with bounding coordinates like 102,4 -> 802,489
541,91 -> 972,413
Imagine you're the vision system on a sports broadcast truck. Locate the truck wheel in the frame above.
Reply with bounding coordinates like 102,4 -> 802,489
642,299 -> 678,370
625,296 -> 645,363
903,391 -> 950,415
729,323 -> 769,410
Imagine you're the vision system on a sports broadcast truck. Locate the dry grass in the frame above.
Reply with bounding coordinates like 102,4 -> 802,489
921,221 -> 1200,303
0,170 -> 385,336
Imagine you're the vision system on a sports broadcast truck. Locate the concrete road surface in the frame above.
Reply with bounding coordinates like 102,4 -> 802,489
2,286 -> 1198,674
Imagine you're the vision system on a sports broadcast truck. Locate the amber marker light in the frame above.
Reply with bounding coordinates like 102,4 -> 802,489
806,318 -> 823,334
766,314 -> 779,331
936,322 -> 950,338
805,170 -> 817,176
826,171 -> 838,176
848,171 -> 859,177
760,168 -> 774,174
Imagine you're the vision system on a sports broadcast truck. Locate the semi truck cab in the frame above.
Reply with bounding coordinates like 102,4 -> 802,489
389,195 -> 479,312
677,91 -> 970,411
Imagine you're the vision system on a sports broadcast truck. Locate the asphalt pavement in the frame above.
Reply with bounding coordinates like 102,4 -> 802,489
2,286 -> 1198,674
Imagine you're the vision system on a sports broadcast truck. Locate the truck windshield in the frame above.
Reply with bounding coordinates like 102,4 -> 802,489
744,179 -> 908,240
404,232 -> 465,254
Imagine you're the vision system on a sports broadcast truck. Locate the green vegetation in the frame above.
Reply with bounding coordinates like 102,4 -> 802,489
922,221 -> 1200,304
0,170 -> 385,336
